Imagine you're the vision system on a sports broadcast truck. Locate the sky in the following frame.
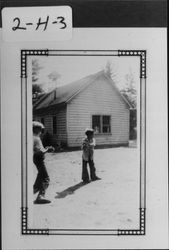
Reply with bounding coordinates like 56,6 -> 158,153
33,55 -> 140,92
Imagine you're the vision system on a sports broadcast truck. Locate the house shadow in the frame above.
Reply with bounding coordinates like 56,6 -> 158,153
55,181 -> 89,199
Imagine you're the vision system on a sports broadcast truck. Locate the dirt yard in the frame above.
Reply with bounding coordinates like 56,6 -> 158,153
32,145 -> 140,230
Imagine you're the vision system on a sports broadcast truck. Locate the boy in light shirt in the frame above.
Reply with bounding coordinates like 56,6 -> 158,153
33,121 -> 54,204
82,128 -> 101,183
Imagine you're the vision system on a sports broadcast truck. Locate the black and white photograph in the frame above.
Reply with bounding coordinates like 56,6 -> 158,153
22,50 -> 145,235
1,1 -> 168,249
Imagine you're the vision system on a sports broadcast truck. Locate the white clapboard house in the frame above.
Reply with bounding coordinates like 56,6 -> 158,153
33,71 -> 132,149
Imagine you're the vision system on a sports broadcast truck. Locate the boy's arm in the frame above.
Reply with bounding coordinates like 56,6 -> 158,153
89,138 -> 96,147
36,137 -> 50,153
82,138 -> 89,150
45,146 -> 55,152
36,138 -> 54,153
39,139 -> 48,153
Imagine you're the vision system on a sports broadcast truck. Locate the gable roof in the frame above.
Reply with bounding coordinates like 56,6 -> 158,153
34,70 -> 133,110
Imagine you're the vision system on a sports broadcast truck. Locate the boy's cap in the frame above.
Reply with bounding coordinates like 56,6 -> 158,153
33,121 -> 44,129
85,128 -> 94,135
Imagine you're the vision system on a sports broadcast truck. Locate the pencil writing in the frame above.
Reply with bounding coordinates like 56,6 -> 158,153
12,16 -> 67,31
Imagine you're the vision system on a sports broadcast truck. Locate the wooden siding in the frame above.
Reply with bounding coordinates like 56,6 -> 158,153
33,107 -> 67,145
67,74 -> 130,147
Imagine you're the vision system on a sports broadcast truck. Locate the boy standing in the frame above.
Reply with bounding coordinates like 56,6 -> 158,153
33,121 -> 54,204
82,128 -> 101,183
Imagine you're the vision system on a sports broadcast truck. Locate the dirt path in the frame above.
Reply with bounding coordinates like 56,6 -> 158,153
32,147 -> 140,230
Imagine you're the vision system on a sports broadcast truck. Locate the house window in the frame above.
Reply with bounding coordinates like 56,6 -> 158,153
53,116 -> 57,134
92,115 -> 101,133
92,115 -> 111,134
102,115 -> 111,133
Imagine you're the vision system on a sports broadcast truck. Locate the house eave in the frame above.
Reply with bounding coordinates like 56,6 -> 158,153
33,102 -> 66,115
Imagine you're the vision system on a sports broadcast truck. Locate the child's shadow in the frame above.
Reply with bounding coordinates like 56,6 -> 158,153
55,181 -> 89,199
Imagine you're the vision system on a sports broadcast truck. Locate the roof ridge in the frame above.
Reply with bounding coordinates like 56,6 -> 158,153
56,69 -> 104,90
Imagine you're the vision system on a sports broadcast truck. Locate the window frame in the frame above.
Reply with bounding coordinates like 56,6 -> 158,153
102,115 -> 111,133
92,114 -> 111,134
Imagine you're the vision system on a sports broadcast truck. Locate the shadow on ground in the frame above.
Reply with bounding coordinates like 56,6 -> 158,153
55,181 -> 89,199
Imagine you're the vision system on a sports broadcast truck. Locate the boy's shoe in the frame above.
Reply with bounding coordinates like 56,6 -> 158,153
82,179 -> 90,184
92,176 -> 101,181
34,194 -> 51,204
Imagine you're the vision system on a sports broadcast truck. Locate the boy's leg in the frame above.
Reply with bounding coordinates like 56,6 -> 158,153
35,164 -> 50,203
33,172 -> 42,194
33,155 -> 42,193
89,159 -> 101,181
38,162 -> 50,196
82,159 -> 90,182
33,155 -> 50,198
88,159 -> 96,180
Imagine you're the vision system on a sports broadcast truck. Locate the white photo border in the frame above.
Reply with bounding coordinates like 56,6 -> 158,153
21,49 -> 146,236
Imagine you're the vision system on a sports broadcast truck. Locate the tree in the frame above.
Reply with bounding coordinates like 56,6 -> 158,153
120,70 -> 137,140
32,59 -> 44,96
32,59 -> 43,82
120,70 -> 137,108
32,84 -> 44,95
104,60 -> 117,81
46,71 -> 61,91
48,71 -> 61,82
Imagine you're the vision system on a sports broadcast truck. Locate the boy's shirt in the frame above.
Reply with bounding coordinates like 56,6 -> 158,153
33,135 -> 46,154
82,137 -> 96,161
